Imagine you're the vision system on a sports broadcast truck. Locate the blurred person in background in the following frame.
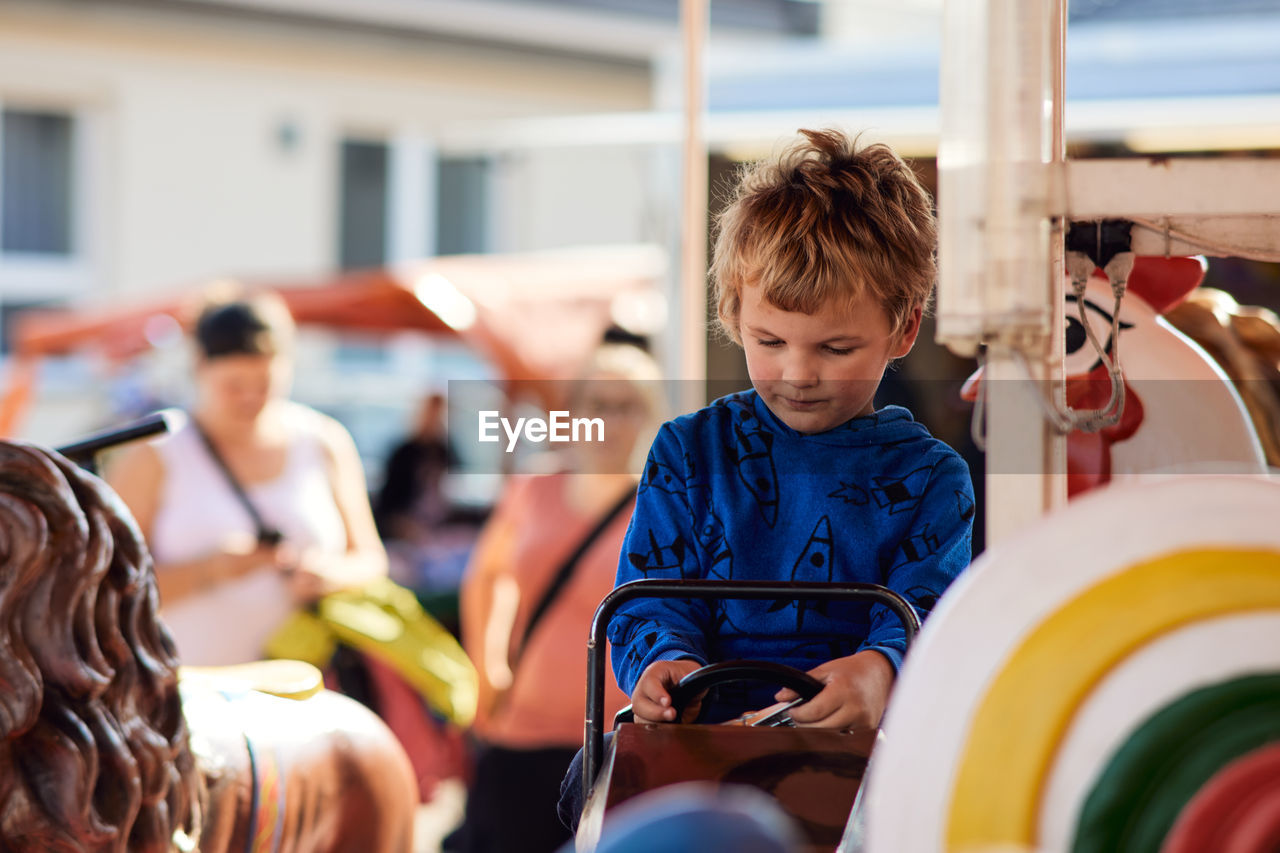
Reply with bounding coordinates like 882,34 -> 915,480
374,390 -> 475,630
106,291 -> 387,665
447,337 -> 663,853
375,391 -> 457,546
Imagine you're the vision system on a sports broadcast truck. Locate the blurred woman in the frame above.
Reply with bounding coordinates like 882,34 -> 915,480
451,340 -> 663,853
107,292 -> 386,665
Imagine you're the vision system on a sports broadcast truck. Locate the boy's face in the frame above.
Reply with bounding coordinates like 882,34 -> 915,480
738,286 -> 921,434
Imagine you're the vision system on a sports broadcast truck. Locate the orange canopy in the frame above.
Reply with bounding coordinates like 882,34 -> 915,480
2,245 -> 666,435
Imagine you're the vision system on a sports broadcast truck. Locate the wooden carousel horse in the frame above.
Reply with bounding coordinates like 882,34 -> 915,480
0,440 -> 417,852
1165,286 -> 1280,468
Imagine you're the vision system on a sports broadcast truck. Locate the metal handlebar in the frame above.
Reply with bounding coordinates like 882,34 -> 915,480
582,579 -> 921,805
55,411 -> 172,474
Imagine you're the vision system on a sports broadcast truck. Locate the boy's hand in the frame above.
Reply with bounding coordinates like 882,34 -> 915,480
774,650 -> 895,731
632,659 -> 704,724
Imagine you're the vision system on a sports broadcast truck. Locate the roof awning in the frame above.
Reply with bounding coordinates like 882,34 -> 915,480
2,244 -> 667,435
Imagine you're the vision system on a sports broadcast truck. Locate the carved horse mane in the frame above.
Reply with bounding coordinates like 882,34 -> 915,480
0,440 -> 199,852
1166,287 -> 1280,467
0,440 -> 418,852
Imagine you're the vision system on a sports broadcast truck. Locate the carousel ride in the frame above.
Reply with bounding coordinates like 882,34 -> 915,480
576,0 -> 1280,851
2,0 -> 1280,850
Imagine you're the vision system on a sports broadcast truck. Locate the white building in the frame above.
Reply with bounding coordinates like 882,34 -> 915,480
0,0 -> 814,452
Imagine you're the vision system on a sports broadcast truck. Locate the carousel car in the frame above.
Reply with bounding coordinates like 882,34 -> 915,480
575,579 -> 921,853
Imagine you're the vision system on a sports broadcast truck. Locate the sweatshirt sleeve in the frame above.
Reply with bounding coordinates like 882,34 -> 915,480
608,423 -> 711,695
859,452 -> 975,671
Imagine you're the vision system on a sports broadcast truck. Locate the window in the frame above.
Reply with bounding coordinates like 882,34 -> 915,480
338,139 -> 389,269
337,137 -> 490,263
0,106 -> 89,325
1,109 -> 74,256
436,156 -> 489,256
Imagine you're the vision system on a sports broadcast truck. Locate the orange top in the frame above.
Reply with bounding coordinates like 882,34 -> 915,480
460,473 -> 631,748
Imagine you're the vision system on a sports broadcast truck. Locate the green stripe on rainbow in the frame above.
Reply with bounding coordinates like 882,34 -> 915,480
1073,674 -> 1280,852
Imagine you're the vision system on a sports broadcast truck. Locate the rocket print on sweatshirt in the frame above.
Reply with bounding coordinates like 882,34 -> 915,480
640,456 -> 690,506
767,516 -> 834,630
887,523 -> 941,573
871,465 -> 932,515
828,481 -> 870,506
627,529 -> 694,579
695,498 -> 734,580
727,399 -> 779,527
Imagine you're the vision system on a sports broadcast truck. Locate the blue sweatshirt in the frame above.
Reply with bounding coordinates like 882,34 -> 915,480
608,389 -> 974,718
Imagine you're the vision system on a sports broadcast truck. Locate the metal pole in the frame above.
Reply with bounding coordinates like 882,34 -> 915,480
55,411 -> 172,474
937,0 -> 1066,544
1046,0 -> 1070,509
679,0 -> 708,414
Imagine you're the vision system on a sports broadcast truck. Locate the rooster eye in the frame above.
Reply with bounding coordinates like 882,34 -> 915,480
1066,316 -> 1087,355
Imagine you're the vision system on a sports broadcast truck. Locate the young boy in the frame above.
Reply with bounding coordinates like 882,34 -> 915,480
614,128 -> 975,731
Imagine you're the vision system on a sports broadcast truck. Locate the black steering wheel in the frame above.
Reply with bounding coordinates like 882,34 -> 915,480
668,660 -> 825,720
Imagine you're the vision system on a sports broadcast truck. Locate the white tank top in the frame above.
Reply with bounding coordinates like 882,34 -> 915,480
149,403 -> 348,665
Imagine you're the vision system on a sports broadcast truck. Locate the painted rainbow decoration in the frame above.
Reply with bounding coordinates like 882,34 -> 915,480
862,476 -> 1280,852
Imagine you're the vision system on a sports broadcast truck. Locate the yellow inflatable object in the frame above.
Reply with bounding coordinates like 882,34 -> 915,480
266,577 -> 478,726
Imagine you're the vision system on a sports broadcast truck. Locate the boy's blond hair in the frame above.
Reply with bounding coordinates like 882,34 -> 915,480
710,128 -> 936,344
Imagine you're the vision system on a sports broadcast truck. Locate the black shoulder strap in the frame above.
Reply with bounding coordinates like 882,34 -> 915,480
513,486 -> 635,667
190,417 -> 281,545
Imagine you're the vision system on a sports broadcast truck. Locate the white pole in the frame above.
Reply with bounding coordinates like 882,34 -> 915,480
938,0 -> 1067,545
1046,0 -> 1070,510
985,0 -> 1068,546
388,131 -> 435,261
679,0 -> 708,413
